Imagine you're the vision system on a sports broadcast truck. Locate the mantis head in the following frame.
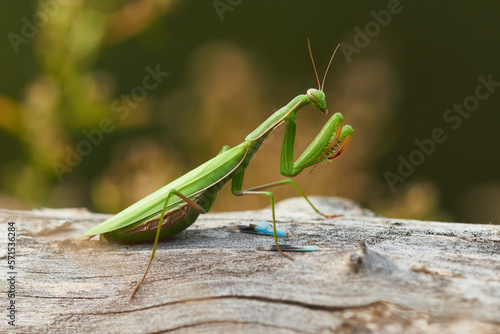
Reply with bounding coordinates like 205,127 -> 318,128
306,88 -> 328,114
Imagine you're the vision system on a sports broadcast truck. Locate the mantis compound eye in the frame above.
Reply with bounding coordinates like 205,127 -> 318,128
307,88 -> 319,103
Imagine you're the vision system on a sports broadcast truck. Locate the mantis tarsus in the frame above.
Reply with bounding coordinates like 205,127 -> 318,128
84,40 -> 354,300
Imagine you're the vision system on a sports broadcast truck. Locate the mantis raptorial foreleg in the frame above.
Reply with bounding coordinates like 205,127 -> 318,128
282,112 -> 346,177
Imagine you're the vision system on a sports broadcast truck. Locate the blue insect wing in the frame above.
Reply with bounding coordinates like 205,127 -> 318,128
238,221 -> 288,238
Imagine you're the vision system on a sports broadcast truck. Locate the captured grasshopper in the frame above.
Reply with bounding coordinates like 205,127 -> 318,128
84,40 -> 353,299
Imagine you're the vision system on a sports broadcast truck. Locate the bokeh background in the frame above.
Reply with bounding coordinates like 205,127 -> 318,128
1,1 -> 499,224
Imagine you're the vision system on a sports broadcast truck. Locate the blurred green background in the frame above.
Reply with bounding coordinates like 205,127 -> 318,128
1,0 -> 499,223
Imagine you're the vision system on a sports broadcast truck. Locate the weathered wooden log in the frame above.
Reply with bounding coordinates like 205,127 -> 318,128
1,197 -> 499,333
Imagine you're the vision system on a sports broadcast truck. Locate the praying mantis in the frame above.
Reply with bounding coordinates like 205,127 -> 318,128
83,40 -> 353,299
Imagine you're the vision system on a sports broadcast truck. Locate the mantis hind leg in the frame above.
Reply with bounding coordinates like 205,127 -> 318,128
130,190 -> 206,300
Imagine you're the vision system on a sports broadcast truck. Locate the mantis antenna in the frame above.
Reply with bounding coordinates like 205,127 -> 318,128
307,38 -> 341,91
321,43 -> 341,91
307,38 -> 321,90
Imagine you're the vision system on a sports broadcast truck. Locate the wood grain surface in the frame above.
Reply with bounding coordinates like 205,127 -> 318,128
1,197 -> 499,333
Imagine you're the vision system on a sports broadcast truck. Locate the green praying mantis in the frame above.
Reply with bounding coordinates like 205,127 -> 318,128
83,40 -> 353,299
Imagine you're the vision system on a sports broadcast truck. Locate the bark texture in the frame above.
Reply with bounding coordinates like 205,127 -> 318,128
1,197 -> 499,333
